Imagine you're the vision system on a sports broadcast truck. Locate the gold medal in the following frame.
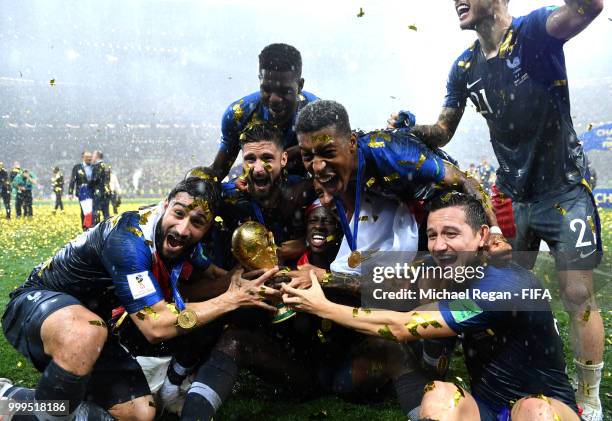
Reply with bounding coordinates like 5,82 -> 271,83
348,250 -> 361,268
177,309 -> 197,329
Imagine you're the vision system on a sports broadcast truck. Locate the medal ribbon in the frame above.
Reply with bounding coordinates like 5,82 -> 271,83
334,147 -> 365,253
250,199 -> 283,245
169,263 -> 186,311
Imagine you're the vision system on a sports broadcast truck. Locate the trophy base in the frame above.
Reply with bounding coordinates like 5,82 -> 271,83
271,303 -> 296,324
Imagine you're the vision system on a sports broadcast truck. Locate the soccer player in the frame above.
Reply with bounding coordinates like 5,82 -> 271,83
388,1 -> 605,417
283,193 -> 580,421
1,177 -> 280,420
210,43 -> 319,180
292,100 -> 505,289
217,122 -> 316,267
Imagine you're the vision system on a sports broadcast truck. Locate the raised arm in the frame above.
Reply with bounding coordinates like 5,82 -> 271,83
410,106 -> 465,148
546,0 -> 604,40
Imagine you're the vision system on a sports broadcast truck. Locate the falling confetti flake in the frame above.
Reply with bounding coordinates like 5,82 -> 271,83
357,7 -> 365,17
408,24 -> 418,31
49,79 -> 56,86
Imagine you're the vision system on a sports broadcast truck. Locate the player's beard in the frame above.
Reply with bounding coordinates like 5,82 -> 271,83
248,171 -> 281,205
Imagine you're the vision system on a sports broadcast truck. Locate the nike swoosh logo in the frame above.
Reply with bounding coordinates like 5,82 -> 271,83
580,249 -> 596,259
467,78 -> 481,89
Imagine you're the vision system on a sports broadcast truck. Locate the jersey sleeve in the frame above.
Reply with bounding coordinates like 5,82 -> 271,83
362,131 -> 446,184
443,55 -> 469,109
101,225 -> 165,314
437,268 -> 517,334
520,6 -> 565,49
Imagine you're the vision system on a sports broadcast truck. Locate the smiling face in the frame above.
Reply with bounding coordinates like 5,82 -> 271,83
159,192 -> 213,261
427,205 -> 487,268
259,69 -> 304,127
453,0 -> 496,30
298,125 -> 357,207
242,140 -> 287,202
306,206 -> 340,254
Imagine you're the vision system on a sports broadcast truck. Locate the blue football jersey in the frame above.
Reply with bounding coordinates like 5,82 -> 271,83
444,7 -> 587,201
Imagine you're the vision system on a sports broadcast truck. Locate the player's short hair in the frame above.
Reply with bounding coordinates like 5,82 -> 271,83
295,100 -> 352,138
167,175 -> 221,216
259,43 -> 302,76
428,192 -> 488,233
240,122 -> 285,151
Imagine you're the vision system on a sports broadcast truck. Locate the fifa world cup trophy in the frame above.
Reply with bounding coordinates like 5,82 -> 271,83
231,221 -> 296,323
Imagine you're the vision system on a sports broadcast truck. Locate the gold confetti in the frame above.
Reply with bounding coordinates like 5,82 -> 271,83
498,29 -> 514,58
312,134 -> 334,144
366,177 -> 376,187
139,210 -> 152,226
316,329 -> 327,343
166,304 -> 180,315
126,226 -> 143,237
321,271 -> 332,283
415,153 -> 427,170
587,123 -> 593,131
408,24 -> 417,31
352,307 -> 359,318
89,320 -> 107,327
357,7 -> 365,17
49,79 -> 56,86
554,203 -> 567,216
368,140 -> 385,149
359,215 -> 368,222
383,172 -> 400,182
583,305 -> 591,322
363,308 -> 372,314
452,385 -> 465,407
377,324 -> 398,341
114,311 -> 128,331
424,382 -> 436,393
553,80 -> 568,87
232,99 -> 244,122
486,328 -> 495,336
325,235 -> 335,242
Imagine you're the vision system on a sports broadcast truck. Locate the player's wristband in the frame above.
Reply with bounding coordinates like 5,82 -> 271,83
490,226 -> 503,235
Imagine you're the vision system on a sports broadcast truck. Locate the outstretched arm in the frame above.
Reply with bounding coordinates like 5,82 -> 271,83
132,268 -> 280,343
388,107 -> 465,148
282,271 -> 454,342
411,107 -> 465,148
547,0 -> 604,40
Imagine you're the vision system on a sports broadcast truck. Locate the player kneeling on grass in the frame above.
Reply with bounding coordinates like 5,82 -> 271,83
1,176 -> 280,421
283,193 -> 580,421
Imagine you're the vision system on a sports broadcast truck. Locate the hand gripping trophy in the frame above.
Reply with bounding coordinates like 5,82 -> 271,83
231,221 -> 296,323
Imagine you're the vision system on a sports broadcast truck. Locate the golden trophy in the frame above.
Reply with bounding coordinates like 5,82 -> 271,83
231,221 -> 296,324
